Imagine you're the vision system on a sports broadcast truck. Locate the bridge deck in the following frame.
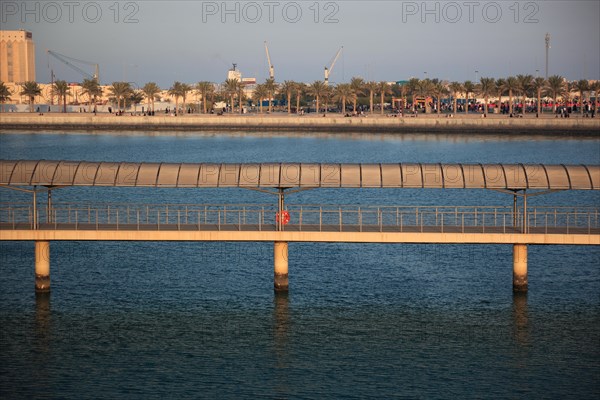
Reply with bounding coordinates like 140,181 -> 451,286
2,223 -> 598,245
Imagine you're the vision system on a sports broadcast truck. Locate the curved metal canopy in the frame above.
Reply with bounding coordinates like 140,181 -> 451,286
1,160 -> 599,190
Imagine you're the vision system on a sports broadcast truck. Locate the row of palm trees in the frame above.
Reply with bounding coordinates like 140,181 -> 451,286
2,75 -> 598,116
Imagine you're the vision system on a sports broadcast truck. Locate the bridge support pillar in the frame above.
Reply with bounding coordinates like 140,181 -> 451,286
35,241 -> 50,292
274,242 -> 289,292
513,244 -> 527,292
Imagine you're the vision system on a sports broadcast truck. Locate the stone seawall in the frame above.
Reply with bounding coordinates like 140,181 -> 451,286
1,114 -> 599,135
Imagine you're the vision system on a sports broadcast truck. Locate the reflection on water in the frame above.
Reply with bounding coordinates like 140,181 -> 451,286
512,292 -> 529,346
273,292 -> 291,398
5,130 -> 598,144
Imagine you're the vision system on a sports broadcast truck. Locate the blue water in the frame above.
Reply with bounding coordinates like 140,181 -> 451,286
1,132 -> 599,398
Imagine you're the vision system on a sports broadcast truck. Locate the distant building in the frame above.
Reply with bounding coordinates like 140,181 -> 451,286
0,30 -> 36,83
227,64 -> 242,82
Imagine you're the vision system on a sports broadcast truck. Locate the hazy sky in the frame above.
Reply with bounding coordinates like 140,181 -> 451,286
3,0 -> 599,86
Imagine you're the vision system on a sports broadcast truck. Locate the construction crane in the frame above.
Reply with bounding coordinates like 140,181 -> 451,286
264,41 -> 274,80
324,46 -> 343,85
47,50 -> 100,83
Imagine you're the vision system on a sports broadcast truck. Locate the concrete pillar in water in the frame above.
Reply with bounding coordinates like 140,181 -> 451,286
35,241 -> 50,292
513,244 -> 527,292
274,241 -> 289,292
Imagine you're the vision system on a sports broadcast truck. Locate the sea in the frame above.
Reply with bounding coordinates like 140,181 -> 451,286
0,131 -> 599,398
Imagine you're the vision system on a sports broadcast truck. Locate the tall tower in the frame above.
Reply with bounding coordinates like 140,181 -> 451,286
545,33 -> 550,79
0,30 -> 36,83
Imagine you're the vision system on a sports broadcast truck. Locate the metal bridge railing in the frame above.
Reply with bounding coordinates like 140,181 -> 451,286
0,203 -> 599,234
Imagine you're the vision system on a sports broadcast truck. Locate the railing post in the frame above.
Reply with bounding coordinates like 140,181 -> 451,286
359,206 -> 362,232
339,206 -> 342,232
32,187 -> 37,230
319,206 -> 322,231
523,193 -> 528,234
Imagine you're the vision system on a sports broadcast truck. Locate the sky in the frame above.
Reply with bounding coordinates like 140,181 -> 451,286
2,0 -> 599,87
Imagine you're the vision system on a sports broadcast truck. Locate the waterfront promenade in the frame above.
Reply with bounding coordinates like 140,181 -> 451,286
1,112 -> 598,134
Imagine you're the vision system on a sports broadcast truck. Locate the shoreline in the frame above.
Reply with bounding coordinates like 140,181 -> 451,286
1,113 -> 599,135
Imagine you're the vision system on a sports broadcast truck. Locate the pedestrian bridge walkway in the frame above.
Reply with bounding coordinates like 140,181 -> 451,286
1,159 -> 599,293
1,203 -> 598,244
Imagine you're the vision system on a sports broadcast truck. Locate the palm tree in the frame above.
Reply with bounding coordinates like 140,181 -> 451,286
396,82 -> 409,115
546,75 -> 565,113
81,78 -> 102,112
223,79 -> 239,113
573,79 -> 590,115
531,77 -> 546,116
565,81 -> 577,111
168,81 -> 192,114
463,80 -> 475,115
308,81 -> 327,113
263,78 -> 277,113
516,74 -> 533,115
20,81 -> 41,112
237,81 -> 245,114
194,81 -> 215,114
350,77 -> 365,113
478,77 -> 495,116
142,82 -> 161,113
52,80 -> 70,113
365,81 -> 379,114
503,76 -> 518,115
109,82 -> 133,111
0,81 -> 13,112
294,82 -> 305,114
334,83 -> 353,114
278,80 -> 295,114
448,82 -> 463,114
253,83 -> 268,114
129,90 -> 144,113
377,81 -> 391,115
431,80 -> 448,116
494,78 -> 506,113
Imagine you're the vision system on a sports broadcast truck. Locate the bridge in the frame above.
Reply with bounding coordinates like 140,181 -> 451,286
1,160 -> 599,294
